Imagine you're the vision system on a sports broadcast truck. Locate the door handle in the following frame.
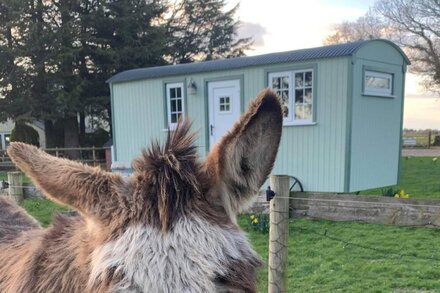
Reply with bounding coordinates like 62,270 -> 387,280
210,124 -> 214,136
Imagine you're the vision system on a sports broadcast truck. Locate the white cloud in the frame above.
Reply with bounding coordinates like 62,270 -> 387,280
235,0 -> 366,54
237,22 -> 267,47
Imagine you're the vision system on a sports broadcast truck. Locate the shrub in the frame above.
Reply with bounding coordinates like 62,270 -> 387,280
381,187 -> 400,197
10,122 -> 40,147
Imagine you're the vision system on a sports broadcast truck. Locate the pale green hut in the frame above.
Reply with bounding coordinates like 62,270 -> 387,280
108,39 -> 410,193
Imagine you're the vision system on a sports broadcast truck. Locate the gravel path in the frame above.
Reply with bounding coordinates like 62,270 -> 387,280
402,147 -> 440,157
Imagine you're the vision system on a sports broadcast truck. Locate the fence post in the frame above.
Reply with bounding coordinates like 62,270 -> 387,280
8,171 -> 23,202
268,175 -> 290,293
428,131 -> 432,148
92,146 -> 96,166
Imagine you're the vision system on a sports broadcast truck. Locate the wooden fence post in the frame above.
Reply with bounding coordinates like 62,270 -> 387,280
8,171 -> 23,202
92,146 -> 96,166
268,175 -> 290,293
428,131 -> 432,148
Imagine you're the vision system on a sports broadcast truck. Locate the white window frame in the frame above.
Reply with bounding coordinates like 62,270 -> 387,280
268,69 -> 314,126
166,82 -> 185,130
364,70 -> 393,97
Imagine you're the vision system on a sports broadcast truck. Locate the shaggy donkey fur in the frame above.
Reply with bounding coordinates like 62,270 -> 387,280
0,88 -> 282,293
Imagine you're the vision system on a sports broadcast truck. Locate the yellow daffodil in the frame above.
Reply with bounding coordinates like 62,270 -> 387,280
395,189 -> 410,199
433,157 -> 438,162
253,219 -> 259,224
250,215 -> 255,220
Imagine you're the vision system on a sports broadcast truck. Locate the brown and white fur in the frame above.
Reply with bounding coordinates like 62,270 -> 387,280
0,89 -> 283,293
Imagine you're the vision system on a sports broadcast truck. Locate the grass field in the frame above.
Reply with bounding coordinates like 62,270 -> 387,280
0,171 -> 31,184
21,198 -> 69,227
361,156 -> 440,198
240,217 -> 440,292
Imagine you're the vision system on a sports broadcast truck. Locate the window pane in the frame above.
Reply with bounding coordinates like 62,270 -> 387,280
303,104 -> 312,120
305,71 -> 312,87
272,77 -> 280,89
304,88 -> 312,104
281,90 -> 289,103
220,105 -> 225,111
171,113 -> 178,123
295,89 -> 303,103
295,104 -> 303,120
171,99 -> 176,112
295,73 -> 303,88
225,96 -> 230,104
282,77 -> 289,88
4,135 -> 9,148
365,75 -> 390,89
220,97 -> 224,104
225,104 -> 230,111
282,102 -> 289,118
177,99 -> 182,112
170,88 -> 176,98
176,87 -> 182,97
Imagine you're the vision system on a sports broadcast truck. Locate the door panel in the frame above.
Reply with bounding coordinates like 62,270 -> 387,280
208,80 -> 240,149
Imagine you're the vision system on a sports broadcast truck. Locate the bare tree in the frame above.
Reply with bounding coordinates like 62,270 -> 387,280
375,0 -> 440,93
324,0 -> 440,94
323,12 -> 388,45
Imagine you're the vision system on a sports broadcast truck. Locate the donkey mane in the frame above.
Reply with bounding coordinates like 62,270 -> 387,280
132,120 -> 209,232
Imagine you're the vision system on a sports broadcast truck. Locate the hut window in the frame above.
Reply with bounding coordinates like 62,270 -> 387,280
269,69 -> 314,125
166,82 -> 185,129
364,70 -> 393,97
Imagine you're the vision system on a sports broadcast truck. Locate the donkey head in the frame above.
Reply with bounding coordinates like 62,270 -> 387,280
7,88 -> 282,292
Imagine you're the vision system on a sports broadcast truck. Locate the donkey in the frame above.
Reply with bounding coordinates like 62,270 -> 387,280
0,88 -> 282,293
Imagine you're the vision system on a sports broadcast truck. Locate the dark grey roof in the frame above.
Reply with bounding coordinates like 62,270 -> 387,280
107,40 -> 408,84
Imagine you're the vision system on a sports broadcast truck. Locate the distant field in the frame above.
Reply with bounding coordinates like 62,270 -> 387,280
361,156 -> 440,199
403,130 -> 439,147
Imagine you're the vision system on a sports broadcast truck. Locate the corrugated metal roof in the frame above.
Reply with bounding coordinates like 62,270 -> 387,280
107,40 -> 399,84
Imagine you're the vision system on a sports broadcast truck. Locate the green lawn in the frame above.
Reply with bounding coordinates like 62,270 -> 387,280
20,198 -> 69,227
0,171 -> 31,184
361,156 -> 440,198
240,216 -> 440,292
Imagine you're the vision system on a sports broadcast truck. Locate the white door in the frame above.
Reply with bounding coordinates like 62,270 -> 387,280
208,80 -> 241,148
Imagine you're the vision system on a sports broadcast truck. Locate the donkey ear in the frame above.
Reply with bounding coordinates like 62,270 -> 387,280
7,143 -> 126,222
205,88 -> 283,213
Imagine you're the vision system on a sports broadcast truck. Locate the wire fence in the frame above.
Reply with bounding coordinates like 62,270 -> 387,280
261,175 -> 440,292
0,147 -> 108,170
402,130 -> 440,148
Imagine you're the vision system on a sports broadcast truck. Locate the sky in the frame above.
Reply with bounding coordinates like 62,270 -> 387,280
231,0 -> 440,130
